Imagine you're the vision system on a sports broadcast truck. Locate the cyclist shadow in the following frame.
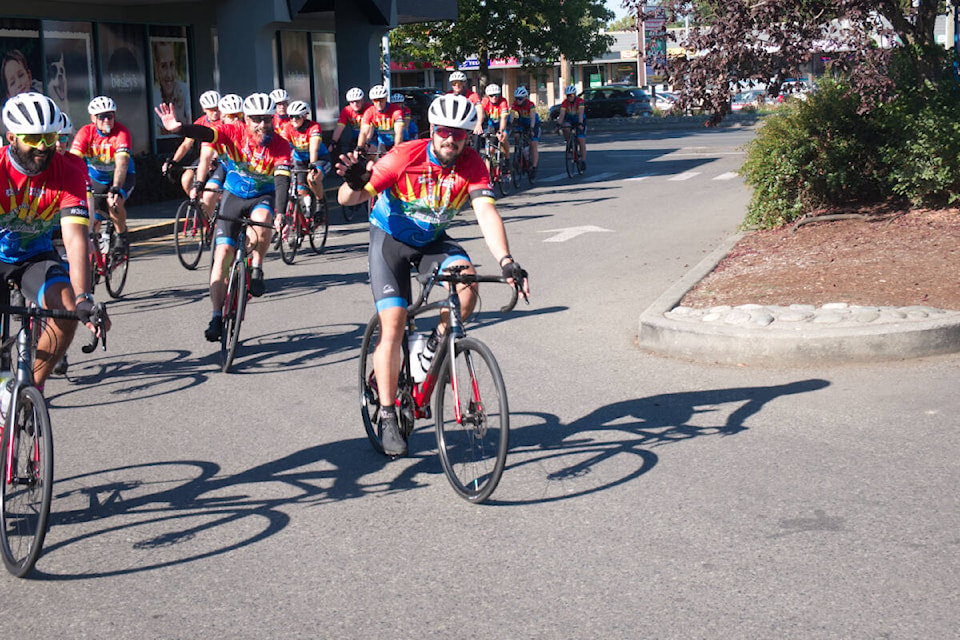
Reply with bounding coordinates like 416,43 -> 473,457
488,378 -> 831,505
33,436 -> 426,580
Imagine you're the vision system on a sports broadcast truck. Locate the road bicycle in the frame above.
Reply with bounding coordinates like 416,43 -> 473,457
0,285 -> 106,577
480,129 -> 512,198
278,169 -> 330,264
511,129 -> 534,188
220,214 -> 274,373
359,264 -> 526,503
88,195 -> 129,298
564,124 -> 585,178
173,186 -> 220,271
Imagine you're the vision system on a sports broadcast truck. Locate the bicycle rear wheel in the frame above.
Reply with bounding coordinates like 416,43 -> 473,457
0,386 -> 53,578
104,229 -> 129,298
511,147 -> 522,188
308,196 -> 330,254
174,199 -> 205,270
495,152 -> 512,198
220,258 -> 247,373
434,337 -> 509,503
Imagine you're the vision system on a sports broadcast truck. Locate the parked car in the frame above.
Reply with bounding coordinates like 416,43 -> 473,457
392,86 -> 442,136
730,89 -> 768,111
653,91 -> 678,112
548,85 -> 654,120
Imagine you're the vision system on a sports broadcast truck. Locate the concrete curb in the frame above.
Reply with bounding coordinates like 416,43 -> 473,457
637,234 -> 960,365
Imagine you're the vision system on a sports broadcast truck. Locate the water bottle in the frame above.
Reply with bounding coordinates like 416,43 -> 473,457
407,333 -> 428,383
99,227 -> 111,254
0,370 -> 13,420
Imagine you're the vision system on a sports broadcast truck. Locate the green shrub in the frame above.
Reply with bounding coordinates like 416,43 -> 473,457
740,79 -> 885,229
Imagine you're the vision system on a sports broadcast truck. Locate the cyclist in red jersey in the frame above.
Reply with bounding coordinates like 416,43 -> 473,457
558,84 -> 587,171
336,93 -> 529,457
509,86 -> 541,179
447,71 -> 483,140
478,83 -> 510,165
357,84 -> 404,158
331,87 -> 369,156
0,93 -> 108,403
279,100 -> 331,216
70,95 -> 136,252
157,94 -> 291,342
270,88 -> 290,133
163,90 -> 221,198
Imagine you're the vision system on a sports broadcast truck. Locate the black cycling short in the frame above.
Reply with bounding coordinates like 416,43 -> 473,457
213,191 -> 274,249
369,225 -> 470,313
0,252 -> 72,309
89,173 -> 136,218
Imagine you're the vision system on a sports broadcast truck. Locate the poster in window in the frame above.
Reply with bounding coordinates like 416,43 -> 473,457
0,24 -> 42,102
150,36 -> 191,139
42,21 -> 96,131
280,31 -> 310,104
98,23 -> 149,155
312,33 -> 339,128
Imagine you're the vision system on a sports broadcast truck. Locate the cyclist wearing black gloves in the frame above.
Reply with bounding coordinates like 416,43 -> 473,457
337,93 -> 529,456
0,92 -> 110,399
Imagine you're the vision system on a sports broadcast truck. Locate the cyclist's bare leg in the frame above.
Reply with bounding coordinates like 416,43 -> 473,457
373,305 -> 407,409
201,189 -> 220,221
34,282 -> 79,386
180,167 -> 196,198
530,140 -> 539,167
249,207 -> 273,265
108,194 -> 128,234
209,243 -> 234,311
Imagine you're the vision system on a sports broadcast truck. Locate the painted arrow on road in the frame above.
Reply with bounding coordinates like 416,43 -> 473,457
539,225 -> 614,243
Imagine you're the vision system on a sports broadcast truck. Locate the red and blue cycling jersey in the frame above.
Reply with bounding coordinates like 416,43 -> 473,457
279,119 -> 325,164
510,99 -> 540,127
365,139 -> 494,247
337,103 -> 369,139
0,147 -> 89,263
560,96 -> 586,123
70,122 -> 136,185
480,96 -> 510,128
202,121 -> 292,198
361,104 -> 404,148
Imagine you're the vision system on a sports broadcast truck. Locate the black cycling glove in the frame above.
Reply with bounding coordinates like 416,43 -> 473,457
343,154 -> 372,191
75,297 -> 95,325
501,260 -> 526,283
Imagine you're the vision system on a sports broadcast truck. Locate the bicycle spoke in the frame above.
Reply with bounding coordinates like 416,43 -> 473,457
435,337 -> 509,503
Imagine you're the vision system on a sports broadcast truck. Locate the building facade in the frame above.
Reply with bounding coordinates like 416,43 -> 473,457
1,0 -> 455,155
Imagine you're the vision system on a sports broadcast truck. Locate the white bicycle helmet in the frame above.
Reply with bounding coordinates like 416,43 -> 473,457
287,100 -> 310,118
199,90 -> 221,110
369,84 -> 388,100
564,85 -> 578,95
449,71 -> 467,83
391,92 -> 406,104
2,92 -> 62,134
269,88 -> 289,103
484,84 -> 501,97
346,87 -> 365,102
59,112 -> 73,135
218,93 -> 243,115
243,93 -> 276,116
514,86 -> 529,99
427,94 -> 477,130
87,95 -> 117,115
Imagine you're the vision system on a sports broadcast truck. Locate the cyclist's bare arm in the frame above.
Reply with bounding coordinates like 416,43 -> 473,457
192,145 -> 217,197
61,219 -> 110,332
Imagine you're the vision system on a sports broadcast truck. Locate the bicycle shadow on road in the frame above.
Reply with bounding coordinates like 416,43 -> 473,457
30,436 -> 434,580
489,378 -> 831,505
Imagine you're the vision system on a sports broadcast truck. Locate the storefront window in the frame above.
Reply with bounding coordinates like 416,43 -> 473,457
41,20 -> 96,128
280,31 -> 310,104
311,32 -> 338,128
98,23 -> 149,154
149,26 -> 192,140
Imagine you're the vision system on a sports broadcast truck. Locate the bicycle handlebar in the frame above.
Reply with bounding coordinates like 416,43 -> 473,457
81,303 -> 109,353
0,301 -> 109,352
415,268 -> 528,312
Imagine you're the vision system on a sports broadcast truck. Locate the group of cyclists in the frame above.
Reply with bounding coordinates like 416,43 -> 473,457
0,70 -> 558,457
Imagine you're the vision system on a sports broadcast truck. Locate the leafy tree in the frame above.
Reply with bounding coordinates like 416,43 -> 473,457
390,0 -> 615,87
620,0 -> 948,123
607,14 -> 637,31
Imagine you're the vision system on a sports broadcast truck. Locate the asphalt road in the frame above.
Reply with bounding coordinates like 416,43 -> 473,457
4,126 -> 959,638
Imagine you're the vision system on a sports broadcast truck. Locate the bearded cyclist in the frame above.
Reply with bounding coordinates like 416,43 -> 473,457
357,84 -> 404,159
0,92 -> 109,410
336,93 -> 529,457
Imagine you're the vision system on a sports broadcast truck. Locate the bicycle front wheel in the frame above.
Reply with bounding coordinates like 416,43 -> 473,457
174,199 -> 204,270
220,259 -> 247,373
565,138 -> 576,178
104,231 -> 129,298
434,337 -> 509,503
308,196 -> 330,254
0,386 -> 54,578
495,153 -> 512,198
279,207 -> 300,265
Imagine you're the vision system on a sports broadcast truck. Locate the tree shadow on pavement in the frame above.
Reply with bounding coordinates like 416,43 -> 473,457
488,378 -> 831,505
